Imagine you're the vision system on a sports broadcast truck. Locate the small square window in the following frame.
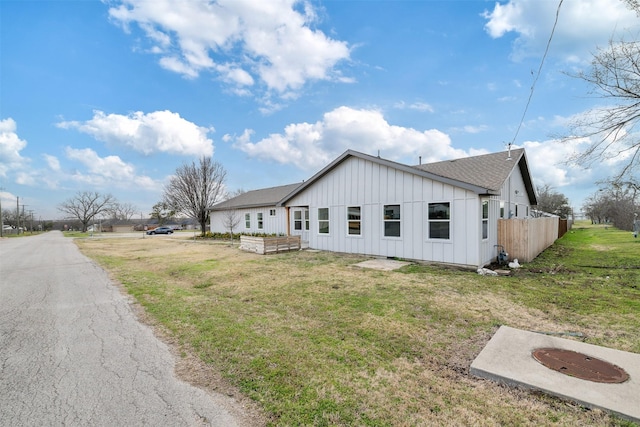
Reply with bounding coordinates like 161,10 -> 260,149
269,209 -> 276,216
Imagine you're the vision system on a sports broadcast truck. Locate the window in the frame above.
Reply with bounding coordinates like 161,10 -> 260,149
318,208 -> 329,234
347,206 -> 361,235
500,201 -> 505,219
269,209 -> 276,216
515,204 -> 519,218
294,210 -> 302,230
245,213 -> 251,229
428,202 -> 450,239
305,209 -> 310,230
257,212 -> 263,230
383,205 -> 401,237
482,200 -> 489,240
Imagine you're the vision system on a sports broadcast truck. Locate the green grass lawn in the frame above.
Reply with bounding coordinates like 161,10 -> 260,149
77,221 -> 640,426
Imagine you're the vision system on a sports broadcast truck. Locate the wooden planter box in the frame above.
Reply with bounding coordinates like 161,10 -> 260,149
240,235 -> 301,255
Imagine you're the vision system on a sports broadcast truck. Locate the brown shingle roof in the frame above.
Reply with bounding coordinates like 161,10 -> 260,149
413,148 -> 525,191
210,183 -> 302,210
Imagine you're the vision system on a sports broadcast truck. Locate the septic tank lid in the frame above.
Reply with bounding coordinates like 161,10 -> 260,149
532,348 -> 629,383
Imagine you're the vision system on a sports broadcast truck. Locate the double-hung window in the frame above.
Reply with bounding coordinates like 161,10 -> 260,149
481,200 -> 489,240
257,212 -> 263,230
294,211 -> 302,230
383,205 -> 401,237
318,208 -> 329,234
304,210 -> 310,230
245,213 -> 251,229
347,206 -> 361,235
428,202 -> 450,239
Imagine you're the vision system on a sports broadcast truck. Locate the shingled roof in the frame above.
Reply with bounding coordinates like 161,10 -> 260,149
210,183 -> 302,211
412,148 -> 523,191
215,149 -> 537,211
413,148 -> 537,204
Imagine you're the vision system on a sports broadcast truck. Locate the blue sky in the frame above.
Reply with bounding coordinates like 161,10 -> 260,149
1,0 -> 638,220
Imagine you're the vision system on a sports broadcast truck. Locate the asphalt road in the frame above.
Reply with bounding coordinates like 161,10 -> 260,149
0,231 -> 247,426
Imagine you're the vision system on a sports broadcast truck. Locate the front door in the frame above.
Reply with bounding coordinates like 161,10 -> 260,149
291,208 -> 309,242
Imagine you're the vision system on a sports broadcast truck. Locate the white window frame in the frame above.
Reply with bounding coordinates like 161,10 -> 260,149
318,208 -> 330,235
347,206 -> 362,236
481,200 -> 489,240
294,210 -> 303,231
257,212 -> 263,230
428,202 -> 451,240
383,204 -> 401,238
245,213 -> 251,229
269,209 -> 276,216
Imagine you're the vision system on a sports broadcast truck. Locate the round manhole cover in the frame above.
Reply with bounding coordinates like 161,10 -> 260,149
532,348 -> 629,383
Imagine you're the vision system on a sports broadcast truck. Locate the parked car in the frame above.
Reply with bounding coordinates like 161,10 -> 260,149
146,226 -> 174,235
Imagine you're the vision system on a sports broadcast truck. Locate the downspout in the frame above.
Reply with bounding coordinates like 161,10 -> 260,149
286,206 -> 291,236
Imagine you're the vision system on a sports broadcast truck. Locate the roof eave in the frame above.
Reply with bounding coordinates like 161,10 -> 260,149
278,150 -> 499,205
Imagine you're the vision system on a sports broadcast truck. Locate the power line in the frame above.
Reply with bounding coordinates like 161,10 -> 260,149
509,0 -> 564,147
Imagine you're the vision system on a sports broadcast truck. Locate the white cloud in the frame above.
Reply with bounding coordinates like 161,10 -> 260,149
43,154 -> 61,172
483,0 -> 638,62
57,110 -> 214,156
394,101 -> 435,113
108,0 -> 350,96
517,135 -> 636,207
230,106 -> 473,170
0,118 -> 30,177
65,147 -> 158,190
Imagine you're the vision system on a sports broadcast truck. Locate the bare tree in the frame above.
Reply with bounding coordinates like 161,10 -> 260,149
224,188 -> 246,201
109,202 -> 138,221
58,191 -> 116,232
222,209 -> 241,244
563,36 -> 640,181
622,0 -> 640,15
535,184 -> 572,219
163,156 -> 227,236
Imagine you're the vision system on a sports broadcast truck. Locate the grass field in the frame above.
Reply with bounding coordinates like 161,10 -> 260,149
76,221 -> 639,426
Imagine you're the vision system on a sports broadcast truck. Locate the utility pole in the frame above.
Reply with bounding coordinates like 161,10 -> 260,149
16,196 -> 20,233
0,186 -> 4,238
27,210 -> 34,233
21,204 -> 28,233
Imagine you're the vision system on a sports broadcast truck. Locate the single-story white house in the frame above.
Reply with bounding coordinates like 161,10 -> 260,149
210,183 -> 302,235
210,148 -> 537,268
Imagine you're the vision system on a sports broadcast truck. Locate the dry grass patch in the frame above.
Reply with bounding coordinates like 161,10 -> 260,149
76,234 -> 638,426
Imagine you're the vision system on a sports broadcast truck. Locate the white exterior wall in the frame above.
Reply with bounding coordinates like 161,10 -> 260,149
286,157 -> 484,267
480,197 -> 502,266
499,166 -> 531,219
210,206 -> 288,235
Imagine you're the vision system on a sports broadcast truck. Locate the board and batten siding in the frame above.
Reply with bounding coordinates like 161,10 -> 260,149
499,164 -> 530,218
210,206 -> 288,235
286,156 -> 484,267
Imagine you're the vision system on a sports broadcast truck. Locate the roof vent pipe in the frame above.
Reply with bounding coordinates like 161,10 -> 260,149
419,156 -> 422,165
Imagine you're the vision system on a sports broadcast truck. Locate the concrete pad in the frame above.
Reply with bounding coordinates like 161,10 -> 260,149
353,259 -> 411,271
470,326 -> 640,422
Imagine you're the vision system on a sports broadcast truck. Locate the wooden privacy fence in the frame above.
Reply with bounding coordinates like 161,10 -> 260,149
240,235 -> 301,255
497,217 -> 559,263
